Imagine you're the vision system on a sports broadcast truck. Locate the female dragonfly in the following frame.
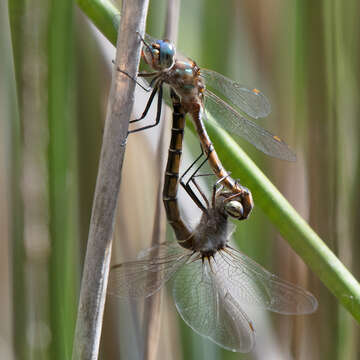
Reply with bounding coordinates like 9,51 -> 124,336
108,92 -> 317,353
124,34 -> 296,218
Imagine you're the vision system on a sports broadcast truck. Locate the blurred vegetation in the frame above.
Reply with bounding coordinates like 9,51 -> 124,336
2,0 -> 360,359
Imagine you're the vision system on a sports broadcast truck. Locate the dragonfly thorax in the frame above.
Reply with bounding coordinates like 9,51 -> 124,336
164,60 -> 205,110
142,38 -> 205,111
192,207 -> 230,256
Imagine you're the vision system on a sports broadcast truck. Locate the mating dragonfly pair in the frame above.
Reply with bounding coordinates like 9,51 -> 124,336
108,34 -> 317,353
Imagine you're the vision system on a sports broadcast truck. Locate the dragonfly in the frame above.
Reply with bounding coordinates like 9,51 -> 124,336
121,34 -> 296,218
108,92 -> 317,353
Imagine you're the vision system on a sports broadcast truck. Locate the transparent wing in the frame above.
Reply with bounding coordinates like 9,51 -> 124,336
201,68 -> 271,119
215,248 -> 318,315
204,91 -> 296,161
108,242 -> 191,298
173,259 -> 255,353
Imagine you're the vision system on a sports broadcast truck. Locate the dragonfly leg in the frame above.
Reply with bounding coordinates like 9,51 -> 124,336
214,173 -> 231,189
189,177 -> 209,208
179,145 -> 204,185
128,84 -> 163,134
113,62 -> 152,92
211,175 -> 232,207
136,31 -> 152,53
113,63 -> 164,130
184,148 -> 210,187
130,85 -> 158,124
180,146 -> 211,213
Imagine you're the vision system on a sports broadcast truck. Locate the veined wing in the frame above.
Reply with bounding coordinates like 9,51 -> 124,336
215,247 -> 318,315
204,91 -> 296,161
173,259 -> 255,353
108,242 -> 191,298
201,69 -> 271,119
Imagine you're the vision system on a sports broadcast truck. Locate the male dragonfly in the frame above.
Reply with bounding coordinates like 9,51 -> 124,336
121,34 -> 296,218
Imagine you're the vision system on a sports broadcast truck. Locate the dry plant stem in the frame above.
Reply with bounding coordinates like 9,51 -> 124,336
72,1 -> 149,359
164,0 -> 180,42
142,2 -> 181,359
142,122 -> 167,360
142,114 -> 166,360
142,184 -> 165,360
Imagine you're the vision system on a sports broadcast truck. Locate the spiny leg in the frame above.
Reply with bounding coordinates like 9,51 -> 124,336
129,84 -> 158,124
113,62 -> 153,92
128,84 -> 164,134
136,31 -> 152,53
180,145 -> 213,213
114,63 -> 164,131
179,145 -> 204,186
211,174 -> 231,207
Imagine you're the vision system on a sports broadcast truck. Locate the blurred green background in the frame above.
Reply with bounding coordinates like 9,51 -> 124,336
2,0 -> 360,359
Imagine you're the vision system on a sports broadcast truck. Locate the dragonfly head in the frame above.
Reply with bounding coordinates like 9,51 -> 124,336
216,191 -> 244,220
215,182 -> 253,221
142,39 -> 176,71
224,199 -> 244,220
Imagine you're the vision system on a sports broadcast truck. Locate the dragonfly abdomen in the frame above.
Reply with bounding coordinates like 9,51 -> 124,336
163,91 -> 193,249
188,105 -> 254,219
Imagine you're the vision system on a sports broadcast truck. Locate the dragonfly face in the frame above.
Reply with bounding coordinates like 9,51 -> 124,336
218,191 -> 245,220
142,39 -> 176,71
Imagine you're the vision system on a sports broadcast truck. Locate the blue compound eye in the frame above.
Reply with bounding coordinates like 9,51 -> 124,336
157,40 -> 175,69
